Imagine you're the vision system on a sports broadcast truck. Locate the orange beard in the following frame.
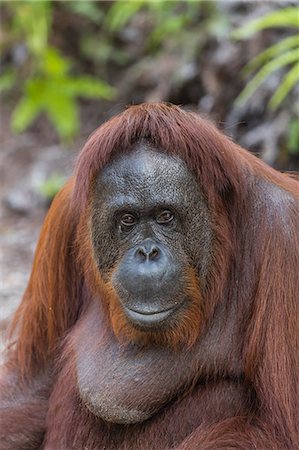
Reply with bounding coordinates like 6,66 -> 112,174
103,267 -> 203,350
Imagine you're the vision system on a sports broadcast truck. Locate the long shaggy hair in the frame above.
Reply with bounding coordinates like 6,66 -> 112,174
6,103 -> 298,449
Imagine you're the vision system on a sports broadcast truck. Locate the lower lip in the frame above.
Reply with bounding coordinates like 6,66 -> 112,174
124,307 -> 175,325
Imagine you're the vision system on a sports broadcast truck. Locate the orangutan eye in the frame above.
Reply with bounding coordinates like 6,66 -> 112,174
156,210 -> 174,225
120,213 -> 136,231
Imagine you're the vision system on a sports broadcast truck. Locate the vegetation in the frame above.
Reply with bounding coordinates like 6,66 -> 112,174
0,1 -> 115,141
233,5 -> 299,156
0,1 -> 298,160
233,6 -> 299,110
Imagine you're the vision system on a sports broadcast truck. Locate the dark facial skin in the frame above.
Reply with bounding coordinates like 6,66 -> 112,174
92,144 -> 212,330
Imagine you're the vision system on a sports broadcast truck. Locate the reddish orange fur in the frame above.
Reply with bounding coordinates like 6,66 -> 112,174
1,103 -> 298,449
8,179 -> 80,375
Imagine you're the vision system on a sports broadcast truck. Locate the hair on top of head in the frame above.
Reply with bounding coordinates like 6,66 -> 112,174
73,102 -> 296,215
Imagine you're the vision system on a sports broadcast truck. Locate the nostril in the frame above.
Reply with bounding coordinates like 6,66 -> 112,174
149,247 -> 159,261
136,248 -> 147,262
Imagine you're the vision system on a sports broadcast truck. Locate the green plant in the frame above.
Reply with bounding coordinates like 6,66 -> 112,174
233,6 -> 299,110
78,1 -> 206,68
287,115 -> 299,155
0,0 -> 115,141
105,0 -> 211,50
39,173 -> 66,200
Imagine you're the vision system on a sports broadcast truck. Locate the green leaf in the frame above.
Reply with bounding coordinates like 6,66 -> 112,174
0,69 -> 17,93
45,93 -> 79,140
39,173 -> 66,199
287,120 -> 299,155
12,0 -> 52,56
41,47 -> 70,77
19,77 -> 78,139
233,7 -> 299,39
243,35 -> 299,74
105,0 -> 146,32
149,0 -> 180,14
150,14 -> 188,46
11,95 -> 42,132
236,48 -> 299,105
10,72 -> 115,140
270,62 -> 299,109
63,76 -> 116,100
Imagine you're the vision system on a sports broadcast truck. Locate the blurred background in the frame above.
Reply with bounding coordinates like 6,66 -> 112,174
0,0 -> 298,330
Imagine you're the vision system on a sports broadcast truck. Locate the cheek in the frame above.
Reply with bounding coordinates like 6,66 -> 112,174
91,215 -> 120,276
183,214 -> 213,277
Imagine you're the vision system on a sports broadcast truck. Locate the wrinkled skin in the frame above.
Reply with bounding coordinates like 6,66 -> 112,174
91,144 -> 212,330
